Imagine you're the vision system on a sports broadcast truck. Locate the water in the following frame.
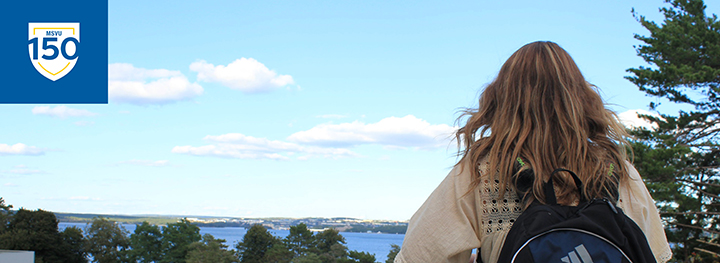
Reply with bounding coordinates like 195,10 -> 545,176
59,222 -> 404,262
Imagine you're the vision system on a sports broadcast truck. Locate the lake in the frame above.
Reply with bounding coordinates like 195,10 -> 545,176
59,222 -> 404,262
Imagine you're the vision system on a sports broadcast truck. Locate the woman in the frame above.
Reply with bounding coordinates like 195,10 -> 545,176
394,41 -> 672,263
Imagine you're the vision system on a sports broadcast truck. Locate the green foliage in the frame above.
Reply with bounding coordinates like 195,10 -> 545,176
8,208 -> 59,235
315,228 -> 346,255
0,208 -> 84,263
161,218 -> 202,263
61,226 -> 88,263
628,0 -> 720,261
318,243 -> 350,263
236,224 -> 280,263
0,199 -> 386,263
186,234 -> 239,263
0,208 -> 57,262
0,198 -> 12,234
284,223 -> 315,257
84,217 -> 131,263
129,221 -> 163,263
262,242 -> 293,263
628,0 -> 720,111
385,244 -> 400,263
237,224 -> 380,263
293,252 -> 322,263
342,251 -> 377,263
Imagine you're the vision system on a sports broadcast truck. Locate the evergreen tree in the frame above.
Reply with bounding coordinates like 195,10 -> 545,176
341,251 -> 376,263
160,218 -> 201,263
262,241 -> 293,263
385,244 -> 400,263
235,224 -> 279,263
185,234 -> 239,263
129,222 -> 163,263
628,0 -> 720,260
284,223 -> 315,257
314,228 -> 346,255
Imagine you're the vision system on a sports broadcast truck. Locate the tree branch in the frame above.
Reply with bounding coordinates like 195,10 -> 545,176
668,222 -> 720,235
685,184 -> 720,200
661,212 -> 720,215
678,179 -> 720,188
697,239 -> 720,248
694,247 -> 719,257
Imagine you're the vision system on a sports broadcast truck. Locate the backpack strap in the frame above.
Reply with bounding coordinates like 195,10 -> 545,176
544,168 -> 586,205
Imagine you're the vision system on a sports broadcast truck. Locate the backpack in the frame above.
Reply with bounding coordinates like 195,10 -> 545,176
494,168 -> 657,263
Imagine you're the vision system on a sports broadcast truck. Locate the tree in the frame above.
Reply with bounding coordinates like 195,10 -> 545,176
262,242 -> 293,263
319,244 -> 351,263
314,228 -> 346,255
185,234 -> 239,263
284,223 -> 315,257
314,229 -> 352,263
235,224 -> 279,263
0,198 -> 13,234
84,217 -> 131,263
293,252 -> 322,263
385,244 -> 400,263
0,208 -> 76,263
628,0 -> 720,261
341,251 -> 377,263
60,226 -> 88,263
129,222 -> 163,263
160,218 -> 202,263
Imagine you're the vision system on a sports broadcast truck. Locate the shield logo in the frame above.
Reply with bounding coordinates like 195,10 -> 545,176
28,23 -> 80,81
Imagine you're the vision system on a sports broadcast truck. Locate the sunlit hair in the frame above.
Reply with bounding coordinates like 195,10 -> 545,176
456,41 -> 631,205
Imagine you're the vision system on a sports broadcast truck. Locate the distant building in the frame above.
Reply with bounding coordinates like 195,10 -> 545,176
0,250 -> 34,263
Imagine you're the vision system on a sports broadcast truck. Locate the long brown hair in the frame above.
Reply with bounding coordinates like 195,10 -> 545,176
456,41 -> 630,205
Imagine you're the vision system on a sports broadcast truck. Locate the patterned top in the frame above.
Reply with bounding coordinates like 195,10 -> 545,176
479,176 -> 523,235
394,158 -> 673,263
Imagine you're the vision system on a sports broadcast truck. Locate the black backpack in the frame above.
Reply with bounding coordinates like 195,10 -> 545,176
494,168 -> 657,263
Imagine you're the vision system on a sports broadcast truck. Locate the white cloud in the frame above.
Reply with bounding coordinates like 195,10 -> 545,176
0,143 -> 45,156
32,105 -> 98,119
116,160 -> 170,167
172,133 -> 356,160
109,63 -> 204,105
618,109 -> 660,129
287,115 -> 456,149
173,116 -> 455,161
109,63 -> 182,81
190,58 -> 294,93
3,183 -> 18,187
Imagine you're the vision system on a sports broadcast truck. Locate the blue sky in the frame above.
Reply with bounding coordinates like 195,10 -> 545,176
2,0 -> 717,220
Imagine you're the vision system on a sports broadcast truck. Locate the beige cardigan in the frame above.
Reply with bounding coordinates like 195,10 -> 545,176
395,160 -> 673,263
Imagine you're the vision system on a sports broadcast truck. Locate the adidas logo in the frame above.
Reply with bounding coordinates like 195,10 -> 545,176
561,244 -> 594,263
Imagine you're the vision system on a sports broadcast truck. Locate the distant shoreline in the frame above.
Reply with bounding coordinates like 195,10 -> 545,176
55,212 -> 408,234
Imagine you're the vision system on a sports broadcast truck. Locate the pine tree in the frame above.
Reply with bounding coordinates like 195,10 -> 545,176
236,224 -> 280,263
627,0 -> 720,260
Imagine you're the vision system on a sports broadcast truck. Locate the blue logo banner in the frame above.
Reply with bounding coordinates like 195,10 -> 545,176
0,0 -> 108,104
